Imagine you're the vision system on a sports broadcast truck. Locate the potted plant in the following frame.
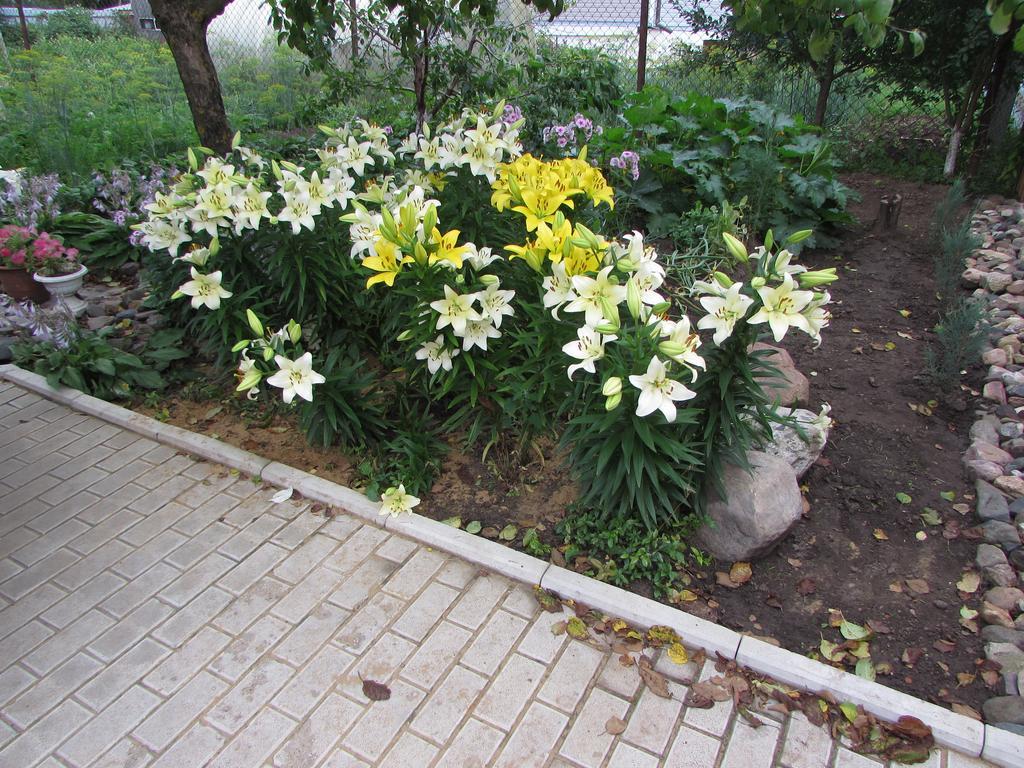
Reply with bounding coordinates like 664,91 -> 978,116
31,231 -> 86,316
0,225 -> 49,303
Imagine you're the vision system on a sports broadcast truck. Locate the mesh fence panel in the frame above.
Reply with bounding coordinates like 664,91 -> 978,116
210,0 -> 948,153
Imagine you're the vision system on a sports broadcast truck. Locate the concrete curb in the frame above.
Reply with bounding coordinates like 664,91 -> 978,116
0,365 -> 1013,764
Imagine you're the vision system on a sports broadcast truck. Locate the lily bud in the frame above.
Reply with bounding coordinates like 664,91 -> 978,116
651,301 -> 671,315
236,369 -> 262,393
187,148 -> 198,172
617,258 -> 637,272
797,268 -> 838,288
414,242 -> 429,266
751,276 -> 766,289
722,232 -> 748,263
658,341 -> 686,359
231,131 -> 242,150
712,271 -> 734,288
785,229 -> 813,245
209,236 -> 220,256
246,308 -> 263,337
626,278 -> 642,321
271,159 -> 283,180
396,329 -> 413,341
595,321 -> 619,335
605,392 -> 622,412
599,296 -> 620,328
287,320 -> 302,344
602,376 -> 622,397
479,274 -> 499,286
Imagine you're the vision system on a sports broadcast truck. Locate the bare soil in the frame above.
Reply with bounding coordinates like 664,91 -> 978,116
137,172 -> 990,713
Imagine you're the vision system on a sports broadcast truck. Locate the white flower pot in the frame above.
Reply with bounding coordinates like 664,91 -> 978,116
33,265 -> 88,318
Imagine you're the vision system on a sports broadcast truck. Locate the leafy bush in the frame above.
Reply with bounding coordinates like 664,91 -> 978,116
12,326 -> 187,400
594,87 -> 853,247
558,504 -> 709,598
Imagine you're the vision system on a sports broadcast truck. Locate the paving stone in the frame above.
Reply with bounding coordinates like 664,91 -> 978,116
206,657 -> 295,734
559,686 -> 630,766
327,556 -> 398,611
608,742 -> 663,768
537,641 -> 605,714
780,711 -> 834,768
391,580 -> 459,642
379,731 -> 439,765
217,541 -> 289,596
269,564 -> 343,624
273,602 -> 349,666
88,738 -> 153,768
113,522 -> 185,577
273,644 -> 355,721
77,637 -> 170,710
58,685 -> 160,767
398,619 -> 472,690
621,680 -> 685,754
134,671 -> 228,751
720,717 -> 781,768
150,723 -> 226,768
152,586 -> 232,648
410,663 -> 488,743
0,664 -> 35,710
272,693 -> 361,767
42,569 -> 126,627
492,701 -> 568,768
214,577 -> 290,636
6,652 -> 102,728
209,614 -> 290,681
682,659 -> 735,737
663,722 -> 724,768
381,547 -> 446,600
342,679 -> 425,762
145,626 -> 232,696
474,652 -> 546,731
0,699 -> 92,767
0,582 -> 65,641
23,609 -> 115,675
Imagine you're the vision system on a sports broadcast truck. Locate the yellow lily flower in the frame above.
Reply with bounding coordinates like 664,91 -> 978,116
362,239 -> 410,288
429,228 -> 469,268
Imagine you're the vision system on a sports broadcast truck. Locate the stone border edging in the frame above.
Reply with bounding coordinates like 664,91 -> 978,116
0,363 -> 1015,765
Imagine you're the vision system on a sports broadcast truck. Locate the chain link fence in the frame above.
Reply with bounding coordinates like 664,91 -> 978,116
196,0 -> 948,158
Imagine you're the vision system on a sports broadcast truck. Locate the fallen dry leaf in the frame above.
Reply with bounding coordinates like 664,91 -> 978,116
729,562 -> 752,585
605,716 -> 627,735
902,647 -> 924,667
956,672 -> 976,687
667,642 -> 689,665
637,655 -> 672,699
872,528 -> 889,541
360,676 -> 391,702
956,572 -> 981,594
933,639 -> 956,653
905,578 -> 930,595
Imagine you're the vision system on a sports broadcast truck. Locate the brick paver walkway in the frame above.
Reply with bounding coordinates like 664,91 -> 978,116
0,382 -> 995,768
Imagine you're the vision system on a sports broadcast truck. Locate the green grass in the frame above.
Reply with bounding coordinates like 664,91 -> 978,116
0,34 -> 321,180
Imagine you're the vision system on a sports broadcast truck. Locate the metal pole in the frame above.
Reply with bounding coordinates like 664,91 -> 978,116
637,0 -> 649,91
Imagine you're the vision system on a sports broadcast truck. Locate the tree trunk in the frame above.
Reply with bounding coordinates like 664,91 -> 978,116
16,0 -> 30,50
149,0 -> 233,155
812,56 -> 836,127
348,0 -> 358,61
944,52 -> 994,178
966,27 -> 1015,177
412,30 -> 429,132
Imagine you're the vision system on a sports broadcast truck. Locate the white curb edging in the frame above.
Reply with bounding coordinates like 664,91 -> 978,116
0,365 -> 1014,764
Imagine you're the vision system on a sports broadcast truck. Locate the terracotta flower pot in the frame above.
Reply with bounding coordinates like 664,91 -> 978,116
0,265 -> 49,303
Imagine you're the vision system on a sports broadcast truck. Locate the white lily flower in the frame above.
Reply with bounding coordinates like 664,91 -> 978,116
633,259 -> 666,304
658,316 -> 706,380
414,137 -> 442,171
415,335 -> 459,374
460,318 -> 501,351
430,285 -> 481,336
566,266 -> 628,327
697,282 -> 755,345
135,219 -> 191,255
179,268 -> 232,310
628,356 -> 696,423
326,170 -> 356,210
186,206 -> 229,237
753,246 -> 807,278
196,159 -> 235,187
176,246 -> 210,267
748,274 -> 814,343
465,244 -> 499,271
478,283 -> 515,328
543,261 -> 576,318
277,196 -> 318,235
562,326 -> 616,379
379,484 -> 420,517
397,132 -> 420,156
802,291 -> 832,346
339,136 -> 375,176
266,352 -> 325,404
232,184 -> 272,233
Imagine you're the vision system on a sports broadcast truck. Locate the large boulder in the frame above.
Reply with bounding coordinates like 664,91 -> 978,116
697,451 -> 803,562
754,343 -> 810,407
763,407 -> 830,479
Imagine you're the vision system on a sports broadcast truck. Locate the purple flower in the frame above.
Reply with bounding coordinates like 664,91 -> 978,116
502,104 -> 523,125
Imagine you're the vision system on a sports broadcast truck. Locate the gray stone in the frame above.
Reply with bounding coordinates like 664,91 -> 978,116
986,643 -> 1024,675
86,316 -> 113,331
1001,422 -> 1024,440
115,309 -> 136,321
983,520 -> 1023,551
763,407 -> 829,479
697,451 -> 803,562
983,696 -> 1024,725
978,480 -> 1012,522
966,441 -> 1014,466
973,416 -> 1004,445
986,348 -> 1012,367
982,625 -> 1024,648
986,587 -> 1024,613
753,344 -> 809,408
995,722 -> 1024,736
989,273 -> 1015,293
968,460 -> 1004,482
1009,548 -> 1024,570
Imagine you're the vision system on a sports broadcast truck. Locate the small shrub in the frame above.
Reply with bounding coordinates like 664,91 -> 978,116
924,298 -> 987,394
